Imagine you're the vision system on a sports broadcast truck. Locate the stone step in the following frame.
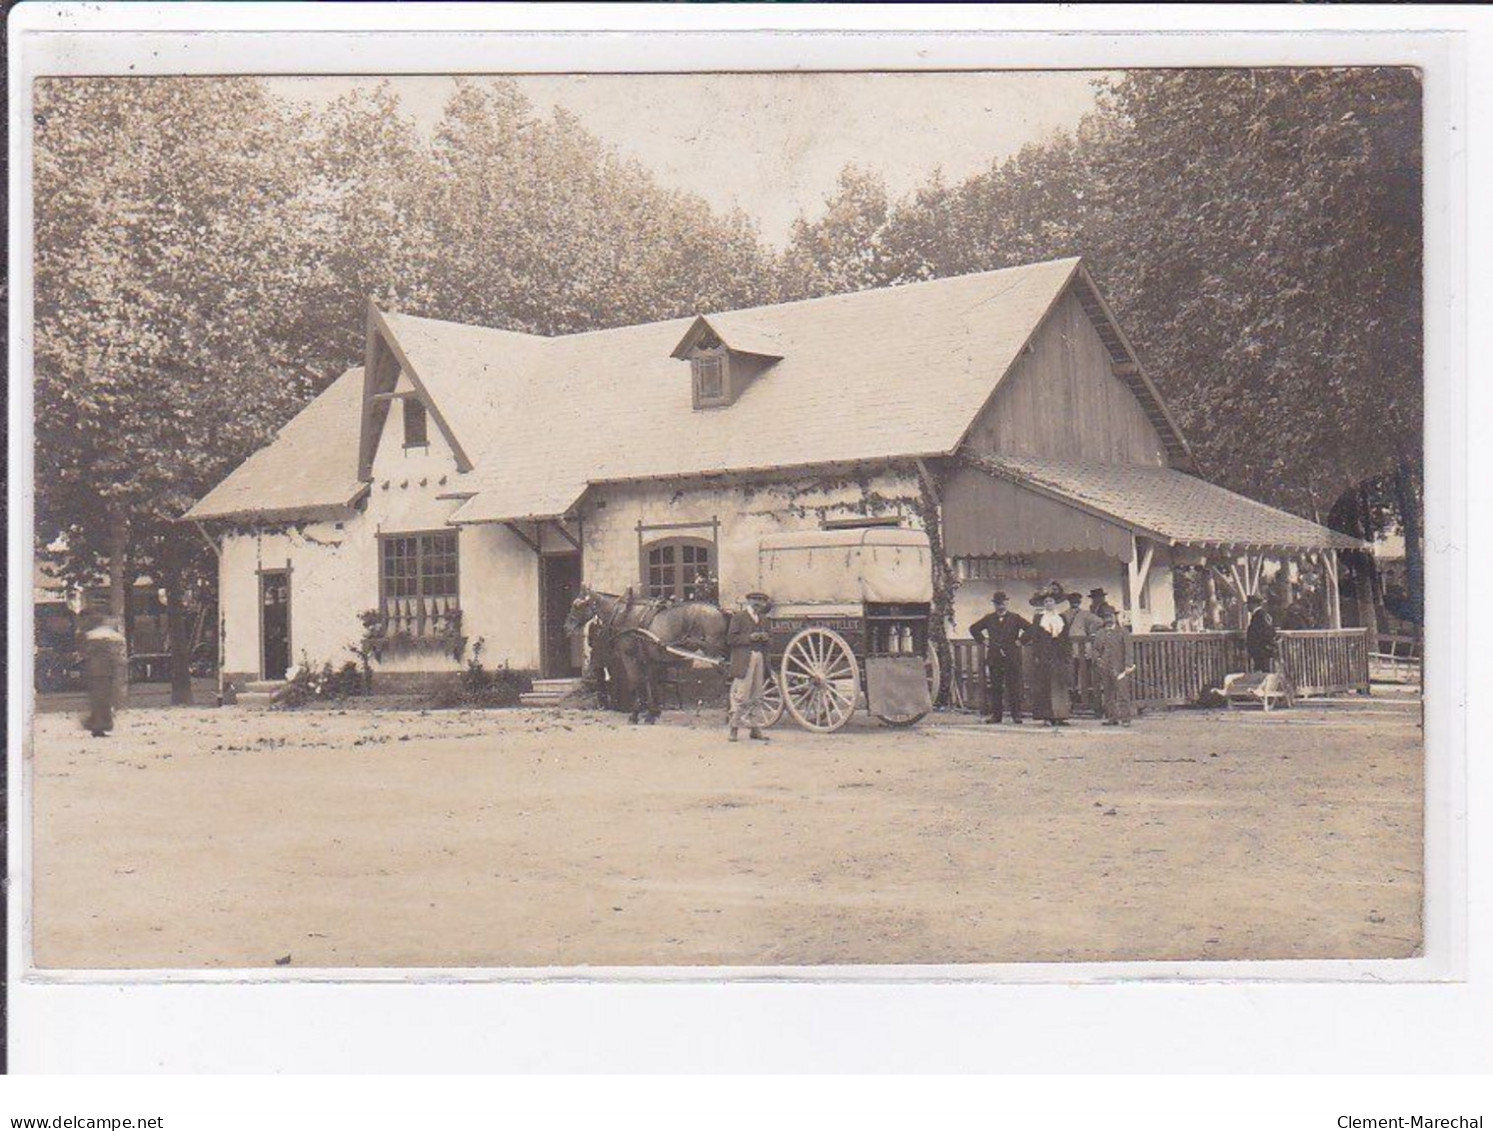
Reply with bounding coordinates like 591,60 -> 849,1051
244,679 -> 288,694
518,690 -> 577,707
236,691 -> 281,710
530,678 -> 582,693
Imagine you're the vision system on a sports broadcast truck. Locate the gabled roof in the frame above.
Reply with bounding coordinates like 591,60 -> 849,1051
186,368 -> 367,522
367,309 -> 554,476
188,257 -> 1198,526
449,257 -> 1098,523
965,453 -> 1364,552
669,311 -> 785,360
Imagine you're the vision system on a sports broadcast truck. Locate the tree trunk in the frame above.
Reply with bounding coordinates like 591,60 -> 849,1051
1358,483 -> 1391,635
163,572 -> 194,706
1393,453 -> 1424,638
107,514 -> 130,708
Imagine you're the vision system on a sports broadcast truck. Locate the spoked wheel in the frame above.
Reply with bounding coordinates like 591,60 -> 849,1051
876,649 -> 941,728
741,670 -> 786,730
781,627 -> 860,733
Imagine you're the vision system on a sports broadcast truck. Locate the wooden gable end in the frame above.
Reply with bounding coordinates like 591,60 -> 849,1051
959,282 -> 1184,469
358,304 -> 474,480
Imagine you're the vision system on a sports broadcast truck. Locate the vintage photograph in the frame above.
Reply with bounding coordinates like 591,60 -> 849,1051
27,68 -> 1423,970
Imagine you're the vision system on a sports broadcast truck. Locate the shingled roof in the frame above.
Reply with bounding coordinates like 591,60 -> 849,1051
188,257 -> 1196,524
186,368 -> 367,522
965,453 -> 1364,551
432,257 -> 1146,523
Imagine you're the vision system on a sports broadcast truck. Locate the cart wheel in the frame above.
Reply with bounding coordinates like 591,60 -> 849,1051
741,670 -> 786,730
876,649 -> 941,728
781,627 -> 860,733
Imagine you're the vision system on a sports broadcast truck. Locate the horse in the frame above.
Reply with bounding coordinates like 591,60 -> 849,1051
563,586 -> 729,724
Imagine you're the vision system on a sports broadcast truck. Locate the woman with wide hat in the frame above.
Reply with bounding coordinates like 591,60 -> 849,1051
1024,582 -> 1072,726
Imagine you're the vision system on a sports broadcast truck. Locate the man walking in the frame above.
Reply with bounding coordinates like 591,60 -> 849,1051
1245,594 -> 1279,673
82,618 -> 126,738
968,591 -> 1028,724
727,590 -> 773,742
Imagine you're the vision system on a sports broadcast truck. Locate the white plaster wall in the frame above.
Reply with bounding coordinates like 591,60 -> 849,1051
578,468 -> 926,606
459,522 -> 541,671
1141,544 -> 1178,631
219,393 -> 541,680
219,523 -> 370,677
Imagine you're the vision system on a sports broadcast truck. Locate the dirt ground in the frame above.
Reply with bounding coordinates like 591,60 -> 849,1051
28,694 -> 1423,969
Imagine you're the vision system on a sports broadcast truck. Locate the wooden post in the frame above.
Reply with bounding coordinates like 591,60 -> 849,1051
1127,537 -> 1144,631
1324,549 -> 1343,630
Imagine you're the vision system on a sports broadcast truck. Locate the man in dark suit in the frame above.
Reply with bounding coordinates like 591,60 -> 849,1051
968,591 -> 1028,724
727,590 -> 773,742
1245,594 -> 1279,673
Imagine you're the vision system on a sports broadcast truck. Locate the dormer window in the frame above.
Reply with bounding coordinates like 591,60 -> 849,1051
692,351 -> 729,407
671,316 -> 783,410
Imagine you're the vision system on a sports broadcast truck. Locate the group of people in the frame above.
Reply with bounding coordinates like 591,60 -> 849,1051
968,581 -> 1135,728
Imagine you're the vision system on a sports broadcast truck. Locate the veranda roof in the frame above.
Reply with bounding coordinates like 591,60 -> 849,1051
960,453 -> 1365,553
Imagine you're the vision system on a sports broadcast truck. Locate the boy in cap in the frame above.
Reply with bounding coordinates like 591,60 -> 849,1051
1091,608 -> 1135,726
727,591 -> 774,742
969,591 -> 1028,724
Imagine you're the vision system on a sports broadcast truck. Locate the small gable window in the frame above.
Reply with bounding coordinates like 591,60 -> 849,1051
692,352 -> 729,408
403,397 -> 429,448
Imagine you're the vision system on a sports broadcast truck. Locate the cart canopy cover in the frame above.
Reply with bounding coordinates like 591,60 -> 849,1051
758,527 -> 934,605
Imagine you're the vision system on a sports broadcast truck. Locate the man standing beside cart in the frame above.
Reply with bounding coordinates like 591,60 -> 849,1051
727,590 -> 774,743
969,591 -> 1027,725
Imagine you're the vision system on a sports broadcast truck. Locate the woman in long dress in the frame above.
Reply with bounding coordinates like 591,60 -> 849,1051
1025,586 -> 1072,726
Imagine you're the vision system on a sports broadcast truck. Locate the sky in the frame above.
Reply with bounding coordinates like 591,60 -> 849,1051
266,72 -> 1104,247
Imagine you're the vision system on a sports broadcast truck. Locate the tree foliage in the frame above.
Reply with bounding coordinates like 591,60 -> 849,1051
34,68 -> 1426,696
785,68 -> 1423,528
32,77 -> 782,699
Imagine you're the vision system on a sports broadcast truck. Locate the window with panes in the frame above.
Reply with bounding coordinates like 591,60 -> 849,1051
379,531 -> 459,636
644,538 -> 714,601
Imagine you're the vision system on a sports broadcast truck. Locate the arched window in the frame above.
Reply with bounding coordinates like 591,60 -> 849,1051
643,537 -> 715,601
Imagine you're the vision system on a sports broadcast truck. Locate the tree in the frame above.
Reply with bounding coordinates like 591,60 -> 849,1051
34,78 -> 329,703
783,167 -> 897,297
33,76 -> 789,704
784,69 -> 1424,617
421,80 -> 779,334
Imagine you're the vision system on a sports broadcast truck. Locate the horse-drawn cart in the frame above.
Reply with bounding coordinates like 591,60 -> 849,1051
746,527 -> 940,733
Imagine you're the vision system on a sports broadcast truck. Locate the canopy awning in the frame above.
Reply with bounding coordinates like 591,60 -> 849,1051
944,454 -> 1365,559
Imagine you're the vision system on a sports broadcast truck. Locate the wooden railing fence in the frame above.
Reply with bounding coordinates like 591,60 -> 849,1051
946,628 -> 1371,712
1278,628 -> 1372,698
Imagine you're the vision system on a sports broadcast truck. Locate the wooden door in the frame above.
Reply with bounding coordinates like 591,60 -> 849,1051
260,570 -> 291,680
540,554 -> 582,678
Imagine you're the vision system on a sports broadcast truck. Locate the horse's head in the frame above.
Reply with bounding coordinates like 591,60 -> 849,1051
563,587 -> 602,636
